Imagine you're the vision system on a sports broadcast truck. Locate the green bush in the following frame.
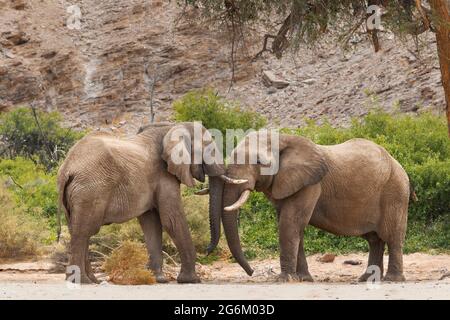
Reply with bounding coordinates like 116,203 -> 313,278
0,182 -> 49,259
0,107 -> 84,171
0,108 -> 85,242
173,88 -> 266,152
0,158 -> 58,232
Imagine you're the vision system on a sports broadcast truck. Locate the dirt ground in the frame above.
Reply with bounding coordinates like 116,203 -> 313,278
0,253 -> 449,300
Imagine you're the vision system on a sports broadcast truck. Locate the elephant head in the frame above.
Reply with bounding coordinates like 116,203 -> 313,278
155,122 -> 247,254
208,131 -> 328,275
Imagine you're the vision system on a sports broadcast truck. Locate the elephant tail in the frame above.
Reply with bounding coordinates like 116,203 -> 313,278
57,173 -> 74,242
409,181 -> 418,202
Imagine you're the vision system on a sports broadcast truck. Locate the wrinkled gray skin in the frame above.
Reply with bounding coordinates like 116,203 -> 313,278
57,123 -> 225,284
209,132 -> 411,282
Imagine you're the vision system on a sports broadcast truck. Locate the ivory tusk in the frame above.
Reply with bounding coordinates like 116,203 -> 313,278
224,190 -> 251,211
194,188 -> 209,195
220,175 -> 248,185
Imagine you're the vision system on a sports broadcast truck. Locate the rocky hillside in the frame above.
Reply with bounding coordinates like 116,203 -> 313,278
0,0 -> 446,131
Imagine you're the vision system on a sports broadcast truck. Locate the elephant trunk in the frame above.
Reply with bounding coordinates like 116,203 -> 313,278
222,188 -> 254,276
206,176 -> 224,254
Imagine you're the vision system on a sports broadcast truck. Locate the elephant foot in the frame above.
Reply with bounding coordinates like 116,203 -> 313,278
177,271 -> 201,284
276,272 -> 298,283
86,267 -> 100,284
383,272 -> 406,282
66,273 -> 95,285
358,272 -> 371,282
297,272 -> 314,282
358,270 -> 384,282
154,272 -> 168,284
87,273 -> 100,284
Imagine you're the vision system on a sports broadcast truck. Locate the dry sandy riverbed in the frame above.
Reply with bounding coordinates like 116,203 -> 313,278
0,253 -> 449,300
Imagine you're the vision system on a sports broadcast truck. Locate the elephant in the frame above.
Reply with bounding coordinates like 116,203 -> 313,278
57,122 -> 244,284
206,131 -> 413,282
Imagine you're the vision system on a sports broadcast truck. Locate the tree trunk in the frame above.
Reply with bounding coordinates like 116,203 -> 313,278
429,0 -> 450,137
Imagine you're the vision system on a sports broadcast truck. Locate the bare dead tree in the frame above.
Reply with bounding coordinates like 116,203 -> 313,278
30,101 -> 58,168
144,63 -> 159,124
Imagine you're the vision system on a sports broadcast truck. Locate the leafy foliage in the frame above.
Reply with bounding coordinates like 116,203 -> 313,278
181,0 -> 430,53
0,107 -> 84,171
0,158 -> 58,231
173,88 -> 266,152
173,88 -> 267,155
0,183 -> 49,259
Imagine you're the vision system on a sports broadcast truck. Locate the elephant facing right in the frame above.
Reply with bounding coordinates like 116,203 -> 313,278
205,131 -> 414,283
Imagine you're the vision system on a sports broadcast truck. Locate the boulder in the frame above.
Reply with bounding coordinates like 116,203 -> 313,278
262,70 -> 290,89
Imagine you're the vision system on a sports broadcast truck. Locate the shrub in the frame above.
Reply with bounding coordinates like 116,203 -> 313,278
407,158 -> 450,223
90,220 -> 144,258
0,183 -> 49,259
240,192 -> 278,259
0,107 -> 84,171
0,157 -> 58,232
173,88 -> 266,152
181,191 -> 211,252
103,241 -> 156,285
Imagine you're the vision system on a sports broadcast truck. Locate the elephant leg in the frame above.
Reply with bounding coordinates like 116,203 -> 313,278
67,233 -> 93,284
277,184 -> 321,283
384,242 -> 406,282
359,232 -> 385,282
296,233 -> 313,282
67,200 -> 103,285
84,241 -> 99,284
277,210 -> 300,282
380,187 -> 407,282
138,210 -> 168,283
158,184 -> 200,284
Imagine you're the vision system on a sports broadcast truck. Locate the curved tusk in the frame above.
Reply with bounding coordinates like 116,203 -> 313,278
224,190 -> 251,212
220,175 -> 248,185
195,188 -> 209,195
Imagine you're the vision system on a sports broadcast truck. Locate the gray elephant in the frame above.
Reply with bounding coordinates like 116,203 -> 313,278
57,122 -> 242,284
206,131 -> 412,282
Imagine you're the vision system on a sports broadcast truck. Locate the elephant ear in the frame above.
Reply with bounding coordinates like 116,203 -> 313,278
271,136 -> 328,199
162,125 -> 199,187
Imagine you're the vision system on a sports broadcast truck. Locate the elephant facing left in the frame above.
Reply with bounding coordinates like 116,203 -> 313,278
57,122 -> 240,284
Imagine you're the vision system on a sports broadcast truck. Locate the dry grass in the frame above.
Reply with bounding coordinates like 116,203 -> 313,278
181,193 -> 211,252
90,220 -> 144,257
103,241 -> 156,285
0,184 -> 48,260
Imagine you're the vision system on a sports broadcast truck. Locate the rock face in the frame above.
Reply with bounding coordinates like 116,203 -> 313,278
0,0 -> 254,130
230,35 -> 445,127
0,0 -> 446,130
